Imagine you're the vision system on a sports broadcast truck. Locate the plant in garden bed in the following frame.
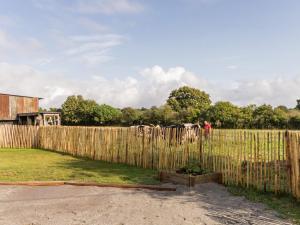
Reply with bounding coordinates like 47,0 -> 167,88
176,161 -> 210,176
160,161 -> 221,186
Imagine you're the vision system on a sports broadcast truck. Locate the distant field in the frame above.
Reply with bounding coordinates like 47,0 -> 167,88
0,148 -> 159,184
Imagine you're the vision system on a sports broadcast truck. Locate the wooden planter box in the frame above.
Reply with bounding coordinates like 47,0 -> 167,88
159,171 -> 222,187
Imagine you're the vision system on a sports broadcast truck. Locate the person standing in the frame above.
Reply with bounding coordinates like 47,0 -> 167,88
204,121 -> 212,138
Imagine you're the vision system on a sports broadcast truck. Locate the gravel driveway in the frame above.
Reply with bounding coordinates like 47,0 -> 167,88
0,183 -> 293,225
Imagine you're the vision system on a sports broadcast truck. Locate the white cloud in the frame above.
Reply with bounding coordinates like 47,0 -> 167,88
0,15 -> 15,27
0,30 -> 14,49
31,0 -> 58,10
0,62 -> 74,107
35,57 -> 53,66
0,63 -> 211,108
0,29 -> 43,58
223,77 -> 300,107
77,18 -> 108,32
181,0 -> 223,6
227,65 -> 238,70
73,0 -> 143,14
0,62 -> 299,109
0,26 -> 125,67
63,34 -> 125,65
32,0 -> 143,14
13,1 -> 130,67
137,66 -> 211,106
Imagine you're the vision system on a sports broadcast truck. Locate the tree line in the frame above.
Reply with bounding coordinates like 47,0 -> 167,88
50,86 -> 300,129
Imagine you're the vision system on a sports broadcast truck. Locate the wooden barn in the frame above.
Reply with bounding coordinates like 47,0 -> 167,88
0,93 -> 61,126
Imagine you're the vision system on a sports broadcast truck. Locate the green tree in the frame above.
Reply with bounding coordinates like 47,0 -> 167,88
61,95 -> 85,125
205,101 -> 241,128
275,105 -> 289,112
176,107 -> 201,124
289,115 -> 300,129
167,86 -> 211,124
296,99 -> 300,110
77,99 -> 98,125
94,104 -> 121,125
61,95 -> 116,126
60,94 -> 300,129
158,104 -> 179,125
273,107 -> 289,128
167,86 -> 211,113
120,107 -> 141,126
252,104 -> 276,129
238,105 -> 256,128
141,106 -> 161,125
288,109 -> 300,129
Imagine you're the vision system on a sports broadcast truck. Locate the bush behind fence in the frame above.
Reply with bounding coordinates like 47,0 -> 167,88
0,125 -> 299,200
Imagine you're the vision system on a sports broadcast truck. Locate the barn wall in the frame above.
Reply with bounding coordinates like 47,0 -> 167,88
0,95 -> 9,120
33,98 -> 39,112
9,96 -> 18,120
0,94 -> 39,120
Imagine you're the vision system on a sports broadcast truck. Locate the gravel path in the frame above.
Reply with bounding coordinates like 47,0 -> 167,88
0,183 -> 293,225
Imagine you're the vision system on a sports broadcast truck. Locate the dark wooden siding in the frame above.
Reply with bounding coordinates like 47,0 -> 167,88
0,94 -> 39,120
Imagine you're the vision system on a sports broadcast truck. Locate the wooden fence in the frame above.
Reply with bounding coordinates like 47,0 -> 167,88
0,125 -> 299,200
0,125 -> 39,149
38,126 -> 198,170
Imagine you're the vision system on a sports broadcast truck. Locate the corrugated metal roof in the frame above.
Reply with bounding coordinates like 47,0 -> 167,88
0,92 -> 43,99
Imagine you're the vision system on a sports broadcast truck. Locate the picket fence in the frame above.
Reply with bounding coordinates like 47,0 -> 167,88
0,125 -> 299,200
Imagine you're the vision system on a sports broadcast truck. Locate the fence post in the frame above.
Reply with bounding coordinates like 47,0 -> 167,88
285,130 -> 292,194
199,129 -> 203,167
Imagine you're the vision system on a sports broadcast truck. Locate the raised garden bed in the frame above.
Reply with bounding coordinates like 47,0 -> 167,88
159,171 -> 222,187
159,163 -> 222,187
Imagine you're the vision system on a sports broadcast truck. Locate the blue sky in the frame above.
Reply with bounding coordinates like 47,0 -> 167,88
0,0 -> 300,108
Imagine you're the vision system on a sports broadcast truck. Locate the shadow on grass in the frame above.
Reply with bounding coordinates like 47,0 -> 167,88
43,150 -> 160,185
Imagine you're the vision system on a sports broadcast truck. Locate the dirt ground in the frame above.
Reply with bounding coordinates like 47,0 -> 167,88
0,183 -> 293,225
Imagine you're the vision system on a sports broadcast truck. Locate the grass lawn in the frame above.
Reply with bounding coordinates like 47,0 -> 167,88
0,148 -> 159,185
228,186 -> 300,225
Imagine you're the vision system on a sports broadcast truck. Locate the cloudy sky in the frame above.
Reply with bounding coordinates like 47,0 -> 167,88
1,0 -> 300,108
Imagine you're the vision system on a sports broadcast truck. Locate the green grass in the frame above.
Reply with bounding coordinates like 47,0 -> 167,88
227,186 -> 300,224
0,148 -> 159,185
